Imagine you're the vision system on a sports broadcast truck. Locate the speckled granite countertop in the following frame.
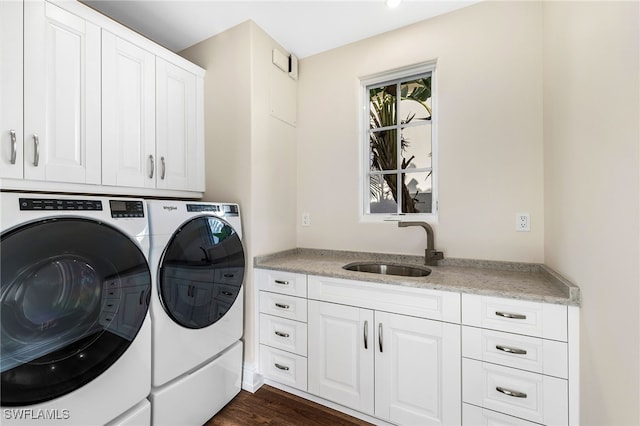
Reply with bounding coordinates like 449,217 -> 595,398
254,248 -> 580,306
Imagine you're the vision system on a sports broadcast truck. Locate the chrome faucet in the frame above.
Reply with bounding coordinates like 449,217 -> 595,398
398,221 -> 444,266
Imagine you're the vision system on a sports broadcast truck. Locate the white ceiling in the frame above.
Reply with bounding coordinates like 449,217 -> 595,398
83,0 -> 479,58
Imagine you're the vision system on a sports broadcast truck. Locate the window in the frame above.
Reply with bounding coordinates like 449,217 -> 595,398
361,61 -> 437,220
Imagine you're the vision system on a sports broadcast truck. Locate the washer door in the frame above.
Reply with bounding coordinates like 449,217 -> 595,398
0,218 -> 151,406
158,216 -> 244,329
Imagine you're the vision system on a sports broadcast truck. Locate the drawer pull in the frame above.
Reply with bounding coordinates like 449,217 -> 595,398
275,303 -> 290,309
496,386 -> 527,398
274,331 -> 290,338
495,311 -> 526,320
496,345 -> 527,355
274,363 -> 290,371
274,280 -> 290,285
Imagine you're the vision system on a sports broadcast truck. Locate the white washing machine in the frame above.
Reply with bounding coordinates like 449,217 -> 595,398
0,192 -> 152,426
146,200 -> 244,426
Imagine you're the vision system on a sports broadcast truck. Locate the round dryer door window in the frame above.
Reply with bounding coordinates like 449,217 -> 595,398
159,216 -> 245,329
0,219 -> 151,406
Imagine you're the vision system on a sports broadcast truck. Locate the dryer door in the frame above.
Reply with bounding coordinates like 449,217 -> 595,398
158,216 -> 245,329
0,218 -> 151,406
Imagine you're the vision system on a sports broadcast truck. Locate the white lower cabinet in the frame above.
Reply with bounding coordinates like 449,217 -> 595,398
307,300 -> 461,425
256,269 -> 578,426
462,294 -> 573,426
256,269 -> 309,392
307,301 -> 375,415
374,311 -> 461,425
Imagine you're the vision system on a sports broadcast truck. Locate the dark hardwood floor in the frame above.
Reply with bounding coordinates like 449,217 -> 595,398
204,385 -> 372,426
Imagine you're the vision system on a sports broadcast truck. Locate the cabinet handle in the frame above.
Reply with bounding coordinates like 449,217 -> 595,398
495,311 -> 526,320
274,280 -> 289,285
160,156 -> 166,179
378,323 -> 383,352
148,155 -> 154,178
496,386 -> 527,398
496,345 -> 527,355
274,363 -> 290,371
364,320 -> 368,350
274,331 -> 290,338
33,134 -> 39,166
9,130 -> 16,164
274,303 -> 290,309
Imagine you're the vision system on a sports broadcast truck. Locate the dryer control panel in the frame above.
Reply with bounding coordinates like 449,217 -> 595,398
109,200 -> 145,218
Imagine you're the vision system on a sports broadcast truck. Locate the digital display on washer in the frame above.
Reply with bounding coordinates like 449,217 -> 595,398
19,198 -> 103,211
186,204 -> 219,212
109,200 -> 144,218
223,204 -> 239,216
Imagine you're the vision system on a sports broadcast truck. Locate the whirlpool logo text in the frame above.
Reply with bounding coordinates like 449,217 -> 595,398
3,408 -> 70,420
162,205 -> 178,211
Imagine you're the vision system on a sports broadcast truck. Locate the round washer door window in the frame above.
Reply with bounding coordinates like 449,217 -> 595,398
0,218 -> 151,406
159,216 -> 245,329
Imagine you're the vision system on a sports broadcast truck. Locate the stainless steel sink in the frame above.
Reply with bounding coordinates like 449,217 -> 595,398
343,262 -> 431,277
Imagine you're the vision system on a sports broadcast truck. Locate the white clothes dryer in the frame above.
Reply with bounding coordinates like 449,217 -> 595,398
146,200 -> 244,426
0,192 -> 152,426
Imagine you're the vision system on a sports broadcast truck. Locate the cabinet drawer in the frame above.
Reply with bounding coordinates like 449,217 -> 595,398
462,326 -> 568,379
463,403 -> 540,426
462,294 -> 567,341
259,291 -> 307,322
259,313 -> 307,356
463,358 -> 568,425
308,275 -> 460,323
260,345 -> 307,392
255,269 -> 307,297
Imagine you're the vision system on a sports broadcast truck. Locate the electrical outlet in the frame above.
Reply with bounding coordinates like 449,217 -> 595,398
516,213 -> 530,232
302,212 -> 311,227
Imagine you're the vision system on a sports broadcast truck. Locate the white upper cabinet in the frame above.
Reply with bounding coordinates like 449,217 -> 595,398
102,36 -> 205,193
156,58 -> 204,192
1,0 -> 205,196
101,31 -> 156,189
23,0 -> 101,184
0,1 -> 23,179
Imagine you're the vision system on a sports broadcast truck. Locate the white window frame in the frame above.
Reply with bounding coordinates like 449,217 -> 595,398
359,60 -> 438,223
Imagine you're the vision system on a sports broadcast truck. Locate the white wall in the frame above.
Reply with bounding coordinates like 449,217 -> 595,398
181,2 -> 640,423
543,1 -> 640,424
296,1 -> 545,262
181,21 -> 297,369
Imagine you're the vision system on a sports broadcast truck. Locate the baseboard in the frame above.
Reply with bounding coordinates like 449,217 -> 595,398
241,363 -> 264,393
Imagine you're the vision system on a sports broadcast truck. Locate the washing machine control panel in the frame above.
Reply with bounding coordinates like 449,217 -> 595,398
19,198 -> 103,211
109,200 -> 145,218
186,204 -> 220,213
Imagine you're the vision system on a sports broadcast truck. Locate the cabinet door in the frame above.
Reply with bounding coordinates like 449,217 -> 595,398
375,312 -> 461,425
156,58 -> 203,191
24,0 -> 100,184
102,30 -> 156,188
0,0 -> 23,179
308,300 -> 374,415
